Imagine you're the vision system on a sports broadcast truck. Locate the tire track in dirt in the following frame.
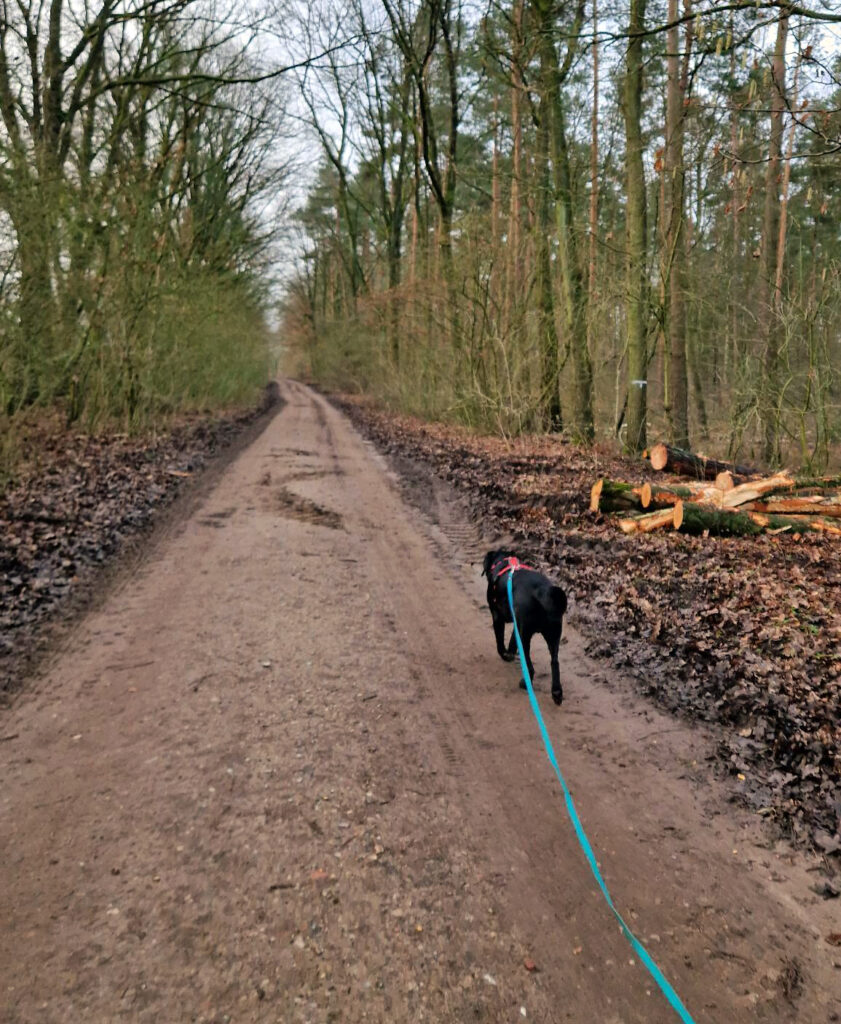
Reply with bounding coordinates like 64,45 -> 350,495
1,379 -> 838,1024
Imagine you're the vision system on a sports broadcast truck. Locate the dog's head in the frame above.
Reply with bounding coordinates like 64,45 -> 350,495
482,548 -> 516,577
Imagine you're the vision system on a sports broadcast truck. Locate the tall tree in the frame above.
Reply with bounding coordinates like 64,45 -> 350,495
531,0 -> 593,437
622,0 -> 649,452
662,0 -> 691,448
758,5 -> 790,465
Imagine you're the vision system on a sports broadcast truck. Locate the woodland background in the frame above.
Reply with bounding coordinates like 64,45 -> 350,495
281,0 -> 841,469
0,0 -> 291,473
1,0 -> 841,469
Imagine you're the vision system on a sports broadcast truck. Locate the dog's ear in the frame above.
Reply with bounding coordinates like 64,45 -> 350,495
481,551 -> 495,577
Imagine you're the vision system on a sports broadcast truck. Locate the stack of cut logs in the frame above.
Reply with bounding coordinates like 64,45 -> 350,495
591,442 -> 841,537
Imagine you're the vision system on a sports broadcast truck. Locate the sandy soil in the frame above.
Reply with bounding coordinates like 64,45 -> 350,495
1,379 -> 839,1023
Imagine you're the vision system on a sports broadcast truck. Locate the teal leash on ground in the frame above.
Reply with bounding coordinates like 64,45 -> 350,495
505,573 -> 698,1024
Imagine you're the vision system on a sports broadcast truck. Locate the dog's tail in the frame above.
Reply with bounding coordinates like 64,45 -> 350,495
550,586 -> 568,616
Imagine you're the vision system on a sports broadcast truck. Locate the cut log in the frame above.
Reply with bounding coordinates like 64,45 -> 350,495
638,507 -> 679,533
713,473 -> 841,504
742,496 -> 841,517
673,501 -> 763,537
715,471 -> 735,491
720,472 -> 794,508
617,508 -> 677,534
809,519 -> 841,537
648,442 -> 756,480
644,483 -> 723,509
617,502 -> 841,538
643,484 -> 693,508
590,478 -> 649,513
746,511 -> 817,534
589,478 -> 603,512
753,474 -> 841,500
790,474 -> 841,491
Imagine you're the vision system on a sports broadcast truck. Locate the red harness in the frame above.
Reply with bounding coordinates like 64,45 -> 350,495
490,555 -> 535,580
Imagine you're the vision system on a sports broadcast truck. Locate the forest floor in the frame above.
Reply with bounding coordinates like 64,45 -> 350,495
1,380 -> 839,1022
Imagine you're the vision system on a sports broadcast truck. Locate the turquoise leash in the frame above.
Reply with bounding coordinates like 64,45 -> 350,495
506,573 -> 698,1024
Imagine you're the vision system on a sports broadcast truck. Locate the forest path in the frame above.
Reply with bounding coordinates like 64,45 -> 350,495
1,379 -> 838,1023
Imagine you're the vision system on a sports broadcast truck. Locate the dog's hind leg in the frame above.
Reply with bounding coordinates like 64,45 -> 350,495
492,607 -> 515,661
544,624 -> 563,706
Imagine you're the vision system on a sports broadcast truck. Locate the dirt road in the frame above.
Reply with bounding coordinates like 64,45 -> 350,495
2,380 -> 839,1023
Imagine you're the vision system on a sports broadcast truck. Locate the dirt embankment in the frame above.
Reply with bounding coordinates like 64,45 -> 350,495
332,395 -> 841,861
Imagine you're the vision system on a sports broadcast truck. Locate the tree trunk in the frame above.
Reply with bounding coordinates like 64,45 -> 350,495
687,302 -> 709,440
646,483 -> 723,507
586,0 -> 600,364
619,502 -> 838,537
746,511 -> 833,534
718,471 -> 795,506
758,8 -> 789,466
743,497 -> 841,518
727,10 -> 741,381
590,479 -> 650,513
648,442 -> 756,480
552,97 -> 594,440
492,94 -> 501,249
505,0 -> 524,340
663,0 -> 690,448
532,0 -> 592,440
674,501 -> 764,536
622,0 -> 648,453
618,507 -> 676,534
10,188 -> 58,403
534,91 -> 562,429
388,237 -> 402,365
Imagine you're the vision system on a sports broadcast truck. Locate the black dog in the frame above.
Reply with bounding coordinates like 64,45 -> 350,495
482,549 -> 568,705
